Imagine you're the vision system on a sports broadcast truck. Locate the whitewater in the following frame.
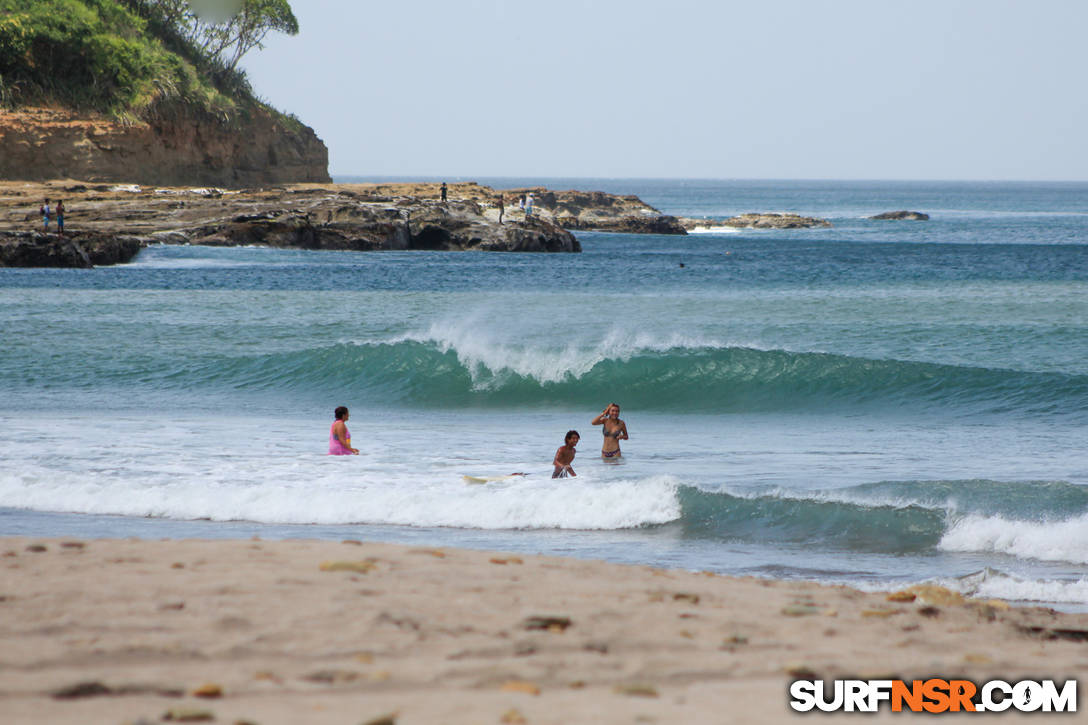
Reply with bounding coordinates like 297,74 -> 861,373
2,178 -> 1087,608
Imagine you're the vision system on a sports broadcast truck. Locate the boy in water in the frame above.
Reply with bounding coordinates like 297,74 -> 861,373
552,430 -> 579,478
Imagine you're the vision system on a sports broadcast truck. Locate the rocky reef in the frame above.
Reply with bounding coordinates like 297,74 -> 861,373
505,188 -> 687,234
0,230 -> 144,268
199,197 -> 577,253
366,183 -> 689,235
0,181 -> 579,267
0,108 -> 330,188
681,213 -> 832,231
871,210 -> 930,220
0,180 -> 861,267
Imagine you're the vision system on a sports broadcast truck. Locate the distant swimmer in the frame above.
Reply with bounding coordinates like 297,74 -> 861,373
591,403 -> 628,459
328,406 -> 359,455
552,430 -> 580,478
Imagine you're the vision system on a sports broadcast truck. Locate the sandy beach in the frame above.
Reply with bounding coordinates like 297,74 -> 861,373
1,537 -> 1085,724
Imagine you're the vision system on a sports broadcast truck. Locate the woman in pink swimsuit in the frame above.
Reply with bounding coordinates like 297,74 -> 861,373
329,406 -> 359,455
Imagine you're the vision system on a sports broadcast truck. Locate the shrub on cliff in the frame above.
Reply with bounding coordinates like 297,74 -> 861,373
0,0 -> 296,123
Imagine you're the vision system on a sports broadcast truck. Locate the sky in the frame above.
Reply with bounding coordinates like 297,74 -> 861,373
241,0 -> 1088,181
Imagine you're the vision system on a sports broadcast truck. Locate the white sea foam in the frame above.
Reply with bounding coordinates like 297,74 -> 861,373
0,466 -> 681,530
129,244 -> 281,268
939,513 -> 1088,564
721,484 -> 947,512
128,255 -> 259,269
853,571 -> 1088,606
949,570 -> 1088,605
0,409 -> 683,531
685,226 -> 742,235
153,188 -> 231,196
387,316 -> 730,386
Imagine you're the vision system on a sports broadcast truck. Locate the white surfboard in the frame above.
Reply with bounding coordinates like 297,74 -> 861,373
462,473 -> 528,485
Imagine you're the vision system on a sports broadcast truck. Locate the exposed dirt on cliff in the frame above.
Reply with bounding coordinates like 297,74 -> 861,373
0,107 -> 330,188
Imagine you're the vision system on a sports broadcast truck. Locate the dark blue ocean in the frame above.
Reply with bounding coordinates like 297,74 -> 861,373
2,179 -> 1087,607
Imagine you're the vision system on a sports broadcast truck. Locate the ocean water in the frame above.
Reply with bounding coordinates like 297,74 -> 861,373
3,179 -> 1088,609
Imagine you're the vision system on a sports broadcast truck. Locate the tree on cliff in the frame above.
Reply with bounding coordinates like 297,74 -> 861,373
0,0 -> 297,118
129,0 -> 298,76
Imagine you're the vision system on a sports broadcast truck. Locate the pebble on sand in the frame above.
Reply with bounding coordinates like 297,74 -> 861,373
781,604 -> 822,617
191,683 -> 223,698
501,707 -> 528,724
360,714 -> 398,725
319,559 -> 378,573
522,616 -> 572,632
50,681 -> 111,699
408,548 -> 447,558
905,585 -> 965,606
162,708 -> 215,722
861,609 -> 901,618
490,557 -> 524,565
501,680 -> 541,696
613,683 -> 659,698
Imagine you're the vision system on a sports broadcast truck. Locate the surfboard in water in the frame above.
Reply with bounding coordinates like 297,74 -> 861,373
462,473 -> 528,485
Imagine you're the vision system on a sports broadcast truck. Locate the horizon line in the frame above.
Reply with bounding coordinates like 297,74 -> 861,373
330,174 -> 1088,185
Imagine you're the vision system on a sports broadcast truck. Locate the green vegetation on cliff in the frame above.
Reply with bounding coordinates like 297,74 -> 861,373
0,0 -> 297,123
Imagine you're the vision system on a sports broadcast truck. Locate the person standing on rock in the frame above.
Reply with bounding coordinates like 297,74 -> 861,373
56,200 -> 65,235
440,182 -> 448,203
525,193 -> 534,219
40,199 -> 50,231
497,194 -> 505,224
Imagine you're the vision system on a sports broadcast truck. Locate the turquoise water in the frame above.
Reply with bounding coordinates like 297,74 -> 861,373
3,179 -> 1088,607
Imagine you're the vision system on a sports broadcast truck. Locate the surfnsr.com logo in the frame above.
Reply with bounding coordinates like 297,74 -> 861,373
790,679 -> 1077,713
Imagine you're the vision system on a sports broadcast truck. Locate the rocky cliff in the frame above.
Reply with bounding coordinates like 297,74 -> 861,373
0,107 -> 330,188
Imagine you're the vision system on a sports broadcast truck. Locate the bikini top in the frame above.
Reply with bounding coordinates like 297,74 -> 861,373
602,421 -> 622,438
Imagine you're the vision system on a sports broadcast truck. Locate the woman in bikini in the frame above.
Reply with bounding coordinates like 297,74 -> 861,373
591,403 -> 628,459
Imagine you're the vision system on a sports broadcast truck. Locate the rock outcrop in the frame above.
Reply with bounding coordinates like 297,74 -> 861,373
560,214 -> 687,234
0,107 -> 330,188
379,183 -> 686,235
198,199 -> 577,253
0,230 -> 143,268
505,188 -> 687,235
870,210 -> 930,220
680,213 -> 832,230
0,181 -> 579,267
